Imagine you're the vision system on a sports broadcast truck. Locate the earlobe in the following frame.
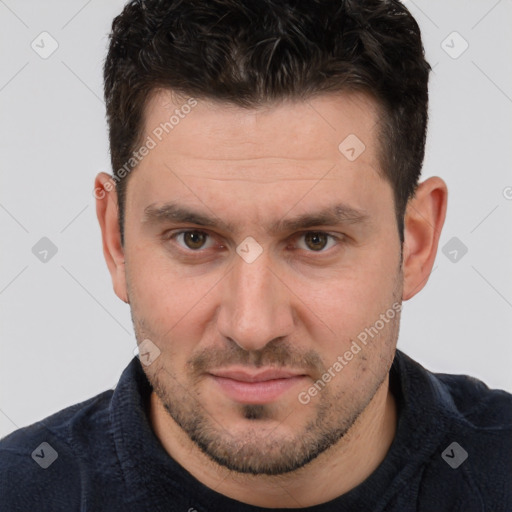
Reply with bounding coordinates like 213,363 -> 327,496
94,172 -> 129,304
402,177 -> 448,301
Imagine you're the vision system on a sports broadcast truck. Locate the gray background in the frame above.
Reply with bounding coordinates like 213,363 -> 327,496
1,0 -> 511,440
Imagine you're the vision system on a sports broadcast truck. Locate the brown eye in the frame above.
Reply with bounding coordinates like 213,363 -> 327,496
181,231 -> 209,250
303,232 -> 329,251
295,231 -> 340,253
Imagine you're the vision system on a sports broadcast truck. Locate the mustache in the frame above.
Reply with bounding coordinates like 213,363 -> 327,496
187,339 -> 326,378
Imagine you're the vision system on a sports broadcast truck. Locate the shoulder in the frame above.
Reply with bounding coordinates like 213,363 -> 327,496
435,370 -> 512,505
396,350 -> 512,429
430,367 -> 512,430
0,390 -> 114,510
398,353 -> 512,510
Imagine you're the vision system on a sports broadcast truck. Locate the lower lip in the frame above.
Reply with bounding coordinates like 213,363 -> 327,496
210,375 -> 307,404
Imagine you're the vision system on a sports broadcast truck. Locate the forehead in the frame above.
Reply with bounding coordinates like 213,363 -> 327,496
124,88 -> 393,231
139,89 -> 382,175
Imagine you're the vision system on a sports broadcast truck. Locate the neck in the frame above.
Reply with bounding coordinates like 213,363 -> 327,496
148,376 -> 397,508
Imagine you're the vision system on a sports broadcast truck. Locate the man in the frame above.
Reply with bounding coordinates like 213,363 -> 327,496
1,0 -> 511,510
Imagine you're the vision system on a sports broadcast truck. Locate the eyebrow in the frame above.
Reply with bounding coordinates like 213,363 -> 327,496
142,201 -> 370,236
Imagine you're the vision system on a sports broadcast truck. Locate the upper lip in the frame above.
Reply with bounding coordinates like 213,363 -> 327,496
209,368 -> 306,382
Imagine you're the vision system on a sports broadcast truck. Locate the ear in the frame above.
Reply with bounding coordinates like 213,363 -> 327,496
402,176 -> 448,301
94,172 -> 129,304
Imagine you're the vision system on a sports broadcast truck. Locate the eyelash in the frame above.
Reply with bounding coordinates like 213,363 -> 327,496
164,229 -> 344,257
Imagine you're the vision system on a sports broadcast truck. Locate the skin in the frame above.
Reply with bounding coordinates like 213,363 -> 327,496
95,90 -> 447,508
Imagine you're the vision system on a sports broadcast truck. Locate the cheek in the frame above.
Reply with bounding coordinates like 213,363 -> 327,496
302,262 -> 398,330
126,247 -> 222,346
289,254 -> 400,366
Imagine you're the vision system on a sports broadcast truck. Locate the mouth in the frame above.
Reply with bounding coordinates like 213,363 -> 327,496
208,368 -> 309,404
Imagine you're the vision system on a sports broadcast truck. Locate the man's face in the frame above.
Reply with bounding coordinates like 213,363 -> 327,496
123,90 -> 403,474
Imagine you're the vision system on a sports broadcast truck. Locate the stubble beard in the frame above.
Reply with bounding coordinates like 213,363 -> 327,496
139,324 -> 398,475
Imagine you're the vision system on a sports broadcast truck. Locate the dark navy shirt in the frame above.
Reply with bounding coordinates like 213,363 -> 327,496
1,350 -> 511,511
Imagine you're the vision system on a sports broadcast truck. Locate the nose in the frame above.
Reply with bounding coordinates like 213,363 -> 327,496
216,247 -> 295,352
